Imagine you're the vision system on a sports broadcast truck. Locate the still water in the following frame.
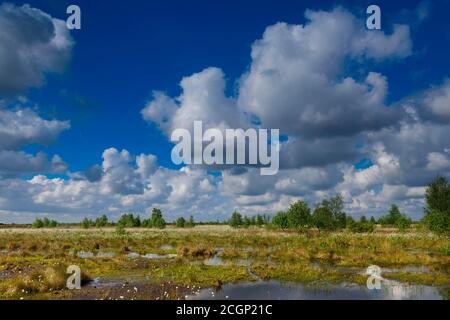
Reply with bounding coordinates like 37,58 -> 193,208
188,280 -> 444,300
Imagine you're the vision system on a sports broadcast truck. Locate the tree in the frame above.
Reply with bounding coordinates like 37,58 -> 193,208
242,216 -> 251,228
186,215 -> 195,228
32,218 -> 44,229
81,218 -> 92,229
423,209 -> 449,235
424,176 -> 450,215
256,214 -> 264,226
360,215 -> 367,223
379,205 -> 402,226
349,221 -> 374,233
271,211 -> 289,229
150,208 -> 166,229
286,201 -> 311,228
396,215 -> 412,231
49,220 -> 58,228
322,195 -> 346,228
369,216 -> 376,225
229,211 -> 243,228
43,217 -> 50,228
95,214 -> 108,228
176,217 -> 186,228
422,176 -> 450,235
312,206 -> 335,230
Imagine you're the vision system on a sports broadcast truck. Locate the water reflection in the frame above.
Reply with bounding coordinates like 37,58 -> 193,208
188,280 -> 443,300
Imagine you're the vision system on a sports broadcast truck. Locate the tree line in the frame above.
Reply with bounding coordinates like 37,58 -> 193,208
228,176 -> 449,235
30,176 -> 449,236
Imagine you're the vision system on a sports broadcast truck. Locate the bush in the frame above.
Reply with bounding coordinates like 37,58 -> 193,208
312,206 -> 335,230
423,210 -> 449,235
286,201 -> 311,228
349,221 -> 374,233
117,213 -> 141,228
81,218 -> 92,229
396,215 -> 412,231
271,211 -> 289,229
150,208 -> 166,229
422,176 -> 450,235
229,211 -> 243,228
32,218 -> 44,229
95,214 -> 108,228
175,217 -> 186,228
186,215 -> 195,228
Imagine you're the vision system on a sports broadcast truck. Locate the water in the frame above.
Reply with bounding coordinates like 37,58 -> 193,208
188,280 -> 444,300
127,252 -> 177,259
77,251 -> 115,258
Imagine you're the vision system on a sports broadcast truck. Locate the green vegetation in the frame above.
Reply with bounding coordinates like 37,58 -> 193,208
422,176 -> 450,235
32,218 -> 58,229
175,217 -> 186,228
0,226 -> 448,300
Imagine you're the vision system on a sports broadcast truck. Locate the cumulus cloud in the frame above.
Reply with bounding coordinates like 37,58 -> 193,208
0,108 -> 70,150
1,5 -> 449,222
0,3 -> 74,94
0,107 -> 69,177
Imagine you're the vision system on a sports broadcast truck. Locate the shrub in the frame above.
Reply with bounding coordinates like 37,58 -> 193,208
349,221 -> 374,233
286,201 -> 311,228
312,206 -> 335,230
95,214 -> 108,228
150,208 -> 166,229
32,218 -> 44,229
423,210 -> 449,235
271,211 -> 289,229
422,176 -> 450,235
186,215 -> 195,228
229,211 -> 242,228
396,215 -> 412,231
175,217 -> 186,228
81,218 -> 92,229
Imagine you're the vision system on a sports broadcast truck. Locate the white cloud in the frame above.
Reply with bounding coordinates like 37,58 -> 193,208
0,3 -> 74,94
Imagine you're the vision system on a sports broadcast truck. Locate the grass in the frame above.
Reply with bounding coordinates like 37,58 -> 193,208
0,225 -> 448,299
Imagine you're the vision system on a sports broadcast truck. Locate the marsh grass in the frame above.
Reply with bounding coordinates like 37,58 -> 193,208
0,226 -> 448,299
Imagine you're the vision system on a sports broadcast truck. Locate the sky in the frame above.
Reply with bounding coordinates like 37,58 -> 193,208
0,0 -> 450,223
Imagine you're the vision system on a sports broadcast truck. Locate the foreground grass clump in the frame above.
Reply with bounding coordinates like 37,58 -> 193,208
0,266 -> 68,298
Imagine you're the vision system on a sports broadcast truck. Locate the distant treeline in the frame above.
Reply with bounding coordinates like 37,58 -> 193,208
29,176 -> 449,235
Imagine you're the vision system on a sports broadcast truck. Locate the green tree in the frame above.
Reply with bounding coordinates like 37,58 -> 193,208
360,215 -> 367,223
286,201 -> 311,228
423,210 -> 449,235
81,218 -> 91,229
369,216 -> 376,225
32,218 -> 44,229
271,211 -> 289,229
229,211 -> 243,228
95,214 -> 108,228
43,217 -> 50,228
424,176 -> 450,215
256,214 -> 264,226
396,215 -> 412,231
175,217 -> 186,228
312,206 -> 335,230
242,216 -> 251,228
380,205 -> 402,226
422,176 -> 450,235
150,208 -> 166,229
186,215 -> 195,228
49,220 -> 58,228
322,195 -> 346,228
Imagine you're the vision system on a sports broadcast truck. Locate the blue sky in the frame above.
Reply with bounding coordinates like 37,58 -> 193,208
1,0 -> 450,222
20,0 -> 450,171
